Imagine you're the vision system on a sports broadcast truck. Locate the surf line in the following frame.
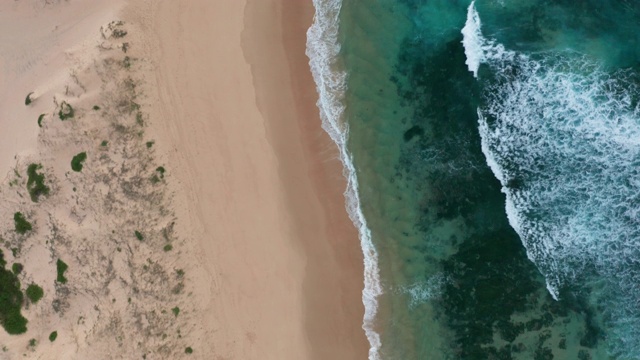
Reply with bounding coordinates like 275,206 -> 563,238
306,0 -> 383,359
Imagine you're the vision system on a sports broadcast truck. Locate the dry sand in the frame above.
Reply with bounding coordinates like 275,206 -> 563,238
0,0 -> 368,359
147,0 -> 369,358
0,1 -> 198,358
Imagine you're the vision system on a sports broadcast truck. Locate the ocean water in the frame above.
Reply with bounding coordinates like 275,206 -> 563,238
308,0 -> 640,359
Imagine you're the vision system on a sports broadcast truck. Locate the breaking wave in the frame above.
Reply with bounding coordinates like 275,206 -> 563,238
463,1 -> 640,356
306,0 -> 383,359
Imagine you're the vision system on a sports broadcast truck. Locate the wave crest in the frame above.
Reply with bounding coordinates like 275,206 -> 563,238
463,1 -> 640,356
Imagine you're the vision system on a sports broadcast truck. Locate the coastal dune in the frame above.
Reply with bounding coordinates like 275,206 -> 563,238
0,0 -> 367,358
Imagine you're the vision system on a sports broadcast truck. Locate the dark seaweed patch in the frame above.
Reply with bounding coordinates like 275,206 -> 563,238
403,125 -> 424,142
438,228 -> 543,357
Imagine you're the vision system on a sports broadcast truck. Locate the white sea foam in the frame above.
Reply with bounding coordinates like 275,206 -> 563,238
306,1 -> 382,359
464,1 -> 640,355
399,274 -> 447,309
461,1 -> 484,78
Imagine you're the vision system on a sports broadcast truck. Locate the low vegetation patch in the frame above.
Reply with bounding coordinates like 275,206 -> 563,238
37,114 -> 45,127
123,56 -> 132,69
163,244 -> 173,252
0,250 -> 27,334
71,152 -> 87,172
26,164 -> 50,202
112,29 -> 127,38
56,259 -> 68,284
146,141 -> 154,148
172,282 -> 184,295
13,213 -> 32,234
185,347 -> 193,354
11,263 -> 22,275
134,231 -> 144,241
93,105 -> 101,111
151,166 -> 166,184
25,92 -> 34,106
171,307 -> 180,317
49,331 -> 57,342
25,284 -> 43,304
58,101 -> 75,120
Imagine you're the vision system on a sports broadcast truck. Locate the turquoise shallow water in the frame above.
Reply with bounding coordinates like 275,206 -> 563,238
309,0 -> 640,359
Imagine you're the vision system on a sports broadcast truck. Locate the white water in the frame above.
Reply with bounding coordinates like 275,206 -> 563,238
461,1 -> 515,79
399,274 -> 447,309
306,1 -> 383,359
461,2 -> 483,78
463,2 -> 640,355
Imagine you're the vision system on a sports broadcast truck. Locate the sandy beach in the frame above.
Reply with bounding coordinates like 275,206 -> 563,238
148,0 -> 369,358
0,0 -> 368,359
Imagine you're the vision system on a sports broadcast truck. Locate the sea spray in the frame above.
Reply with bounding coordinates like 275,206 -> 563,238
306,0 -> 383,359
461,2 -> 516,80
461,2 -> 483,78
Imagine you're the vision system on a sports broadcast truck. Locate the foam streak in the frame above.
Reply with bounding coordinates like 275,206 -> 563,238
306,1 -> 383,359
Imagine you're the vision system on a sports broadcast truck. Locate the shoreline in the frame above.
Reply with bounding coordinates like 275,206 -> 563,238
145,0 -> 369,358
243,0 -> 369,358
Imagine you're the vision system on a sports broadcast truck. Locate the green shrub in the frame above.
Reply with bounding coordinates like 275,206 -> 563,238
11,263 -> 22,275
71,152 -> 87,172
156,166 -> 165,179
25,284 -> 43,304
163,244 -> 173,252
13,213 -> 32,234
171,307 -> 180,317
0,250 -> 27,334
37,114 -> 45,127
134,231 -> 144,241
146,141 -> 154,148
185,347 -> 193,354
26,164 -> 50,202
56,259 -> 68,284
49,331 -> 57,342
101,140 -> 108,147
25,93 -> 34,106
93,105 -> 100,111
58,101 -> 74,120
